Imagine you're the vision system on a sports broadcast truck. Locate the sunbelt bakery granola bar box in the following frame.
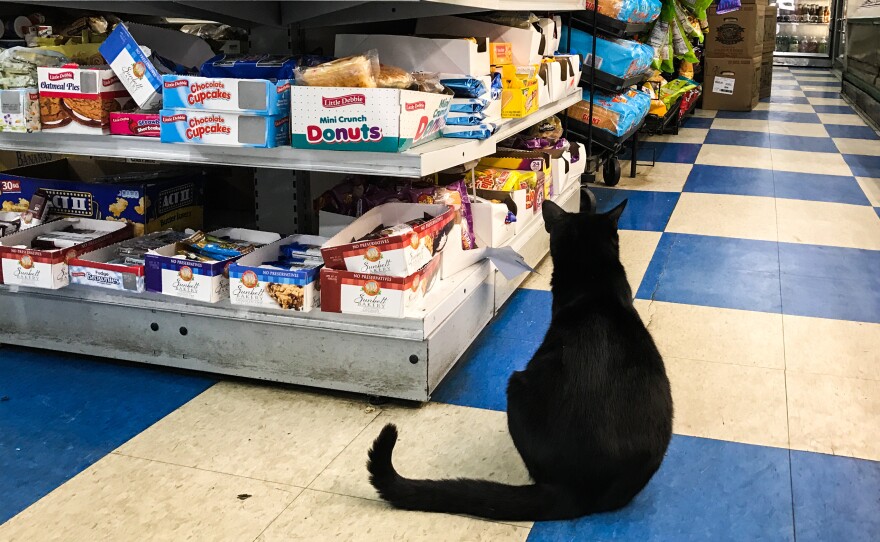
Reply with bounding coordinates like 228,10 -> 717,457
228,235 -> 326,312
321,203 -> 455,277
37,65 -> 133,134
0,158 -> 206,236
290,87 -> 451,152
144,227 -> 281,303
320,254 -> 441,318
160,109 -> 290,148
0,217 -> 131,289
99,22 -> 163,109
0,89 -> 41,133
162,74 -> 292,114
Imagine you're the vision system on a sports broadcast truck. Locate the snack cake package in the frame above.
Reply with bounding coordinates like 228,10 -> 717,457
0,89 -> 41,133
162,74 -> 291,114
109,110 -> 160,137
160,109 -> 290,148
37,65 -> 133,134
289,87 -> 451,152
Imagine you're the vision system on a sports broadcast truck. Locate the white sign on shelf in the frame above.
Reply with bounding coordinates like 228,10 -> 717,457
713,76 -> 736,95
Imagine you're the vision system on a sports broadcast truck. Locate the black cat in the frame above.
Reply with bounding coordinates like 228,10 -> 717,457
367,197 -> 673,521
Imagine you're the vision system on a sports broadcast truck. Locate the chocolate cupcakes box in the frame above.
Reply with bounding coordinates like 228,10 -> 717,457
37,65 -> 134,134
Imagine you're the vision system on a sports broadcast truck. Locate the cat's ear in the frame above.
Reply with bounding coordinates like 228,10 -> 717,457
605,199 -> 628,227
542,200 -> 566,232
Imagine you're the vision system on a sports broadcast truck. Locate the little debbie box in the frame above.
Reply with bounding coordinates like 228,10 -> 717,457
289,87 -> 451,152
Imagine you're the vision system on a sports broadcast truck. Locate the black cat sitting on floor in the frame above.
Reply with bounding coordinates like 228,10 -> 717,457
367,197 -> 674,521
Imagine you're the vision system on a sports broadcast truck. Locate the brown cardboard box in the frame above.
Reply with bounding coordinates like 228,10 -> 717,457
760,52 -> 774,99
706,3 -> 767,59
764,6 -> 778,53
703,56 -> 763,111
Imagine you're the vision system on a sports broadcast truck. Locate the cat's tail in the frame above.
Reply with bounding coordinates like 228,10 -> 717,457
367,424 -> 588,521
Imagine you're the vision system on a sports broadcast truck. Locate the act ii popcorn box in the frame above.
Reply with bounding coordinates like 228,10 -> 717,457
290,87 -> 451,152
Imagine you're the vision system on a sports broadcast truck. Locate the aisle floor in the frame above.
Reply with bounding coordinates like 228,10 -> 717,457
2,67 -> 879,541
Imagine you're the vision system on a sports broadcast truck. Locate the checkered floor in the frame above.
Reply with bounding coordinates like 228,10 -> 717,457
2,67 -> 879,541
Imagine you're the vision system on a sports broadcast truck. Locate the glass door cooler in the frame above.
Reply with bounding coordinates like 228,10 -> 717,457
772,0 -> 836,67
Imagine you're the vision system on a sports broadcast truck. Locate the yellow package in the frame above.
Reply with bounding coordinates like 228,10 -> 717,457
650,100 -> 668,116
473,166 -> 537,192
490,42 -> 514,65
495,65 -> 539,118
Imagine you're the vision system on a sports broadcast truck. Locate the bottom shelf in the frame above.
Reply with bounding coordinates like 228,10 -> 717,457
0,181 -> 581,401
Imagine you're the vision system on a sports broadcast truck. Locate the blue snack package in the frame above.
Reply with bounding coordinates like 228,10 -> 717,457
561,27 -> 655,79
716,0 -> 742,14
445,111 -> 488,126
569,88 -> 651,137
441,77 -> 488,98
441,123 -> 497,139
200,54 -> 331,81
449,95 -> 490,113
280,241 -> 323,259
490,72 -> 503,100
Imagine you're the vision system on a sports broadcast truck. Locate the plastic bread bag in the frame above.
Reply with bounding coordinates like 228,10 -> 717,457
377,64 -> 415,89
440,77 -> 487,98
446,111 -> 488,126
566,88 -> 651,137
449,95 -> 491,113
562,27 -> 654,79
294,50 -> 379,88
412,72 -> 445,93
441,123 -> 497,140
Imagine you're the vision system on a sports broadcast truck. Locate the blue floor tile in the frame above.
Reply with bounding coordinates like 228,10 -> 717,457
791,452 -> 880,542
843,154 -> 880,177
527,436 -> 794,542
684,165 -> 774,197
824,124 -> 879,140
769,133 -> 839,153
590,188 -> 680,231
773,170 -> 870,205
705,129 -> 770,148
716,110 -> 771,121
483,287 -> 552,342
772,84 -> 801,90
876,207 -> 880,219
0,347 -> 216,524
812,104 -> 855,114
803,90 -> 841,98
779,243 -> 880,323
800,80 -> 841,87
768,111 -> 822,123
769,95 -> 810,104
431,332 -> 541,412
681,116 -> 713,129
636,234 -> 782,314
640,142 -> 703,164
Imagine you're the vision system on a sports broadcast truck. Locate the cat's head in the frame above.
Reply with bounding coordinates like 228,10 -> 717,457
542,197 -> 627,266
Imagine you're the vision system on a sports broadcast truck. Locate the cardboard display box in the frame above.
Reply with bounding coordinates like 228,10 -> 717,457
416,15 -> 548,65
702,56 -> 762,111
37,65 -> 133,134
706,3 -> 767,59
335,34 -> 490,77
470,195 -> 517,248
160,109 -> 290,148
110,110 -> 160,137
228,235 -> 326,312
0,89 -> 40,133
320,254 -> 441,318
290,87 -> 451,152
0,217 -> 131,289
763,5 -> 778,53
68,241 -> 148,293
144,227 -> 281,303
760,52 -> 774,99
321,203 -> 455,277
99,23 -> 163,110
0,158 -> 205,236
162,74 -> 292,115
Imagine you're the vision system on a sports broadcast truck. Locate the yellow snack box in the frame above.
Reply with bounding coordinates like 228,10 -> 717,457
489,42 -> 514,65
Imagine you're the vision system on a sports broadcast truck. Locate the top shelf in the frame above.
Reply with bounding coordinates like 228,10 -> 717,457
0,90 -> 582,178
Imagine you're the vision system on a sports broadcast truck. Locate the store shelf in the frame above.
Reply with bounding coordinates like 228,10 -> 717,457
0,180 -> 580,401
0,91 -> 581,178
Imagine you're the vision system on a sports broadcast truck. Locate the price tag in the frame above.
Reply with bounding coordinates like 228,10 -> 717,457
713,76 -> 736,95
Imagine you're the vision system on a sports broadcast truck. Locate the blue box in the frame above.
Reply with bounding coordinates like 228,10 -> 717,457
99,23 -> 163,109
161,74 -> 291,115
160,109 -> 290,148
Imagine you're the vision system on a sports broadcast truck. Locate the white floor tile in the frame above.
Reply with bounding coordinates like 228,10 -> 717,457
665,192 -> 778,241
776,198 -> 880,250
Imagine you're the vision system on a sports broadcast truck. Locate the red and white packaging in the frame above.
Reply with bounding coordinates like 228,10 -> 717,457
321,203 -> 455,277
320,255 -> 441,318
0,218 -> 132,289
37,65 -> 134,134
109,110 -> 160,137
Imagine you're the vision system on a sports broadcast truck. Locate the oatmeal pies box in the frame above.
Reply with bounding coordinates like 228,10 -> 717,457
0,158 -> 205,236
144,227 -> 281,303
320,254 -> 441,318
37,65 -> 134,134
0,217 -> 132,289
321,203 -> 455,277
228,235 -> 326,312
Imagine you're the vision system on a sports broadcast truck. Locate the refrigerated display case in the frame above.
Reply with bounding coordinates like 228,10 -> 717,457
772,0 -> 836,67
